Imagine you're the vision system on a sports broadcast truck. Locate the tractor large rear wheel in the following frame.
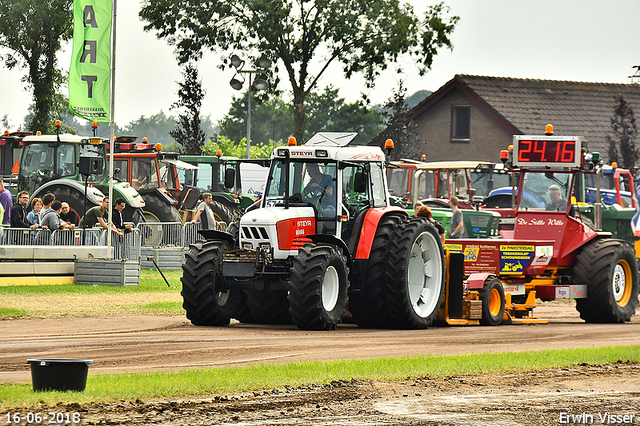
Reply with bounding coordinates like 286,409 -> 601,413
210,199 -> 239,228
288,244 -> 349,330
385,217 -> 445,329
181,240 -> 231,326
348,214 -> 403,328
574,239 -> 639,323
141,191 -> 182,223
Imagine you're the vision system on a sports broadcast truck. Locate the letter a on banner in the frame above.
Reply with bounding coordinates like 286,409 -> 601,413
69,0 -> 112,122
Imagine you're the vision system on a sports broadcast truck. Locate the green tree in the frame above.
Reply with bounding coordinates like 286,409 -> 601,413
0,0 -> 73,133
305,86 -> 384,144
202,136 -> 284,159
217,95 -> 292,144
380,81 -> 421,161
140,0 -> 458,142
170,64 -> 207,154
23,91 -> 80,134
606,94 -> 638,169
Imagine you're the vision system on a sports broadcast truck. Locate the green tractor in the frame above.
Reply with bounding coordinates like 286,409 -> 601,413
177,154 -> 269,225
17,129 -> 145,222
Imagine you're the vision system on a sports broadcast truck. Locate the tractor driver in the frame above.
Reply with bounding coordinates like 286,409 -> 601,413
303,163 -> 335,216
546,184 -> 576,217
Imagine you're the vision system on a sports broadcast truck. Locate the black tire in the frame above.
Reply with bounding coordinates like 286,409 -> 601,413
348,214 -> 403,328
181,240 -> 231,326
288,244 -> 350,330
385,217 -> 445,329
480,277 -> 505,326
217,288 -> 254,323
574,239 -> 639,323
244,288 -> 292,325
122,206 -> 145,226
141,191 -> 182,223
209,199 -> 239,227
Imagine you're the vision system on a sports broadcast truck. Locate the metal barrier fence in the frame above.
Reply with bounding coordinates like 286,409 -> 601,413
0,227 -> 140,261
138,222 -> 183,248
1,220 -> 229,254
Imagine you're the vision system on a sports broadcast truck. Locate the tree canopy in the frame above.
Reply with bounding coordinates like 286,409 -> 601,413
0,0 -> 73,133
217,85 -> 384,145
606,94 -> 638,169
170,64 -> 207,154
139,0 -> 458,141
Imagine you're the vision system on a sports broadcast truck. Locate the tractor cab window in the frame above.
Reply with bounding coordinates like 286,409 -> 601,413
387,167 -> 410,198
114,159 -> 129,182
265,159 -> 337,219
450,169 -> 469,201
370,162 -> 386,207
415,170 -> 435,201
56,144 -> 75,178
518,172 -> 573,212
160,161 -> 177,190
436,170 -> 448,198
131,158 -> 159,190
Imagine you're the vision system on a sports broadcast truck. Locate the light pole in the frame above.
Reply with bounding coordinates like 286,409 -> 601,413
229,54 -> 271,158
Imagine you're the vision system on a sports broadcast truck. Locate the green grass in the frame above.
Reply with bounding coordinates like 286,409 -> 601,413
0,269 -> 182,296
0,307 -> 29,318
1,345 -> 638,408
133,301 -> 184,314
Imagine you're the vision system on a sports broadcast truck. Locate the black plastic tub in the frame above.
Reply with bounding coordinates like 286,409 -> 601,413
27,359 -> 93,392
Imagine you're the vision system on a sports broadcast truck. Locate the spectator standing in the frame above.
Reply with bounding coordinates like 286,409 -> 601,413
11,191 -> 37,229
449,196 -> 464,239
39,193 -> 55,221
0,180 -> 11,225
112,198 -> 132,234
191,192 -> 216,229
41,200 -> 74,231
27,198 -> 43,226
80,196 -> 121,236
59,202 -> 80,227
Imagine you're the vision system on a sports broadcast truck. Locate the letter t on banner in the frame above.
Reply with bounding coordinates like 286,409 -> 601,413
69,0 -> 112,122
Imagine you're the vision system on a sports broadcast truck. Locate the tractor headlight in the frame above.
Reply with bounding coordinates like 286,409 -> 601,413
243,242 -> 253,250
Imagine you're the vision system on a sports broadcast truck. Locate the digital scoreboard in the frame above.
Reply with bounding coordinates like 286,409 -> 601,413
512,135 -> 582,168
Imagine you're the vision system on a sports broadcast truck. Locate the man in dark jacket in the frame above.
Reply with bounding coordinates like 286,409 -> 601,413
11,191 -> 37,229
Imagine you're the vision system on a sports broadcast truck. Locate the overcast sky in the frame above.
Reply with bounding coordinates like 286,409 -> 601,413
1,0 -> 639,132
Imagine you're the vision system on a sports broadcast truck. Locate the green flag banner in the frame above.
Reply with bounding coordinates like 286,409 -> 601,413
69,0 -> 112,122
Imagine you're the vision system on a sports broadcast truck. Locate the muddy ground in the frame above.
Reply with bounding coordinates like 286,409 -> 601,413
1,301 -> 639,425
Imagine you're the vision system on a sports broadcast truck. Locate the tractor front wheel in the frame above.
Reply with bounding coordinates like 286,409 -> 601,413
288,244 -> 349,330
480,277 -> 505,326
181,240 -> 232,326
385,217 -> 445,329
574,239 -> 639,323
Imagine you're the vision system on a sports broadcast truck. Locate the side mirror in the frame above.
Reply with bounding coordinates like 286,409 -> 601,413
354,172 -> 366,193
224,168 -> 236,189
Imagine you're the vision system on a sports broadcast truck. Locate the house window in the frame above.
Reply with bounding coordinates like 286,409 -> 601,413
451,106 -> 470,142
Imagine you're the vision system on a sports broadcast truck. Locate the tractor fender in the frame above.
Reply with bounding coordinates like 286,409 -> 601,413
138,188 -> 176,206
198,229 -> 236,247
307,234 -> 354,283
467,273 -> 491,290
32,179 -> 104,205
354,207 -> 409,260
112,182 -> 146,209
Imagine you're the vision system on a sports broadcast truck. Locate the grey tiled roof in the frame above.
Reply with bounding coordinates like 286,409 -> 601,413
456,75 -> 640,155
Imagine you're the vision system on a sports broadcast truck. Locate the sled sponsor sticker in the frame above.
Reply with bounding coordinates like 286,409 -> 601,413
531,245 -> 553,266
445,244 -> 463,253
499,245 -> 535,274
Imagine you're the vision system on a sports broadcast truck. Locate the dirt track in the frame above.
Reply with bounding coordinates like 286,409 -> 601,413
1,301 -> 639,425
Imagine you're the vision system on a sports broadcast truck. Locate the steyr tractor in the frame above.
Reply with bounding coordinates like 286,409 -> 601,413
17,124 -> 146,223
442,127 -> 639,325
181,133 -> 446,330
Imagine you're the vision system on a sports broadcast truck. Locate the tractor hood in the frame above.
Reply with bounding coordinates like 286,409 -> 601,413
238,206 -> 316,258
